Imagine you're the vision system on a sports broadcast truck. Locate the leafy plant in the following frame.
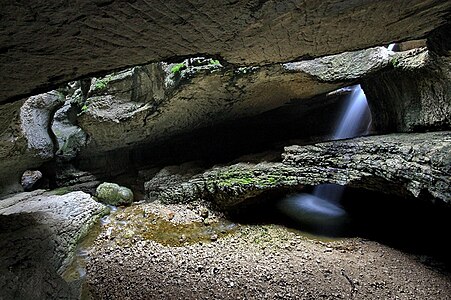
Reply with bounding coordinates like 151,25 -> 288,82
94,75 -> 113,90
209,59 -> 220,65
77,103 -> 89,116
171,63 -> 187,74
391,57 -> 399,67
95,79 -> 108,90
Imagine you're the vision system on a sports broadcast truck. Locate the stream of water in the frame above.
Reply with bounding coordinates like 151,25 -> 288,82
278,85 -> 371,236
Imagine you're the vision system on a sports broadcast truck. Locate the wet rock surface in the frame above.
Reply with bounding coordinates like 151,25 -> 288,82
1,0 -> 450,103
85,201 -> 451,300
145,131 -> 451,208
52,101 -> 87,161
0,190 -> 107,300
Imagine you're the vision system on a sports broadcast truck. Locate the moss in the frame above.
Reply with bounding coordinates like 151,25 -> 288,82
96,182 -> 134,206
93,75 -> 113,91
170,62 -> 187,74
212,168 -> 285,188
209,59 -> 220,66
105,207 -> 237,247
49,187 -> 71,195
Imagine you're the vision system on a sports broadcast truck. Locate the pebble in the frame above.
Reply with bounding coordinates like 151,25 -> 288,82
200,207 -> 209,218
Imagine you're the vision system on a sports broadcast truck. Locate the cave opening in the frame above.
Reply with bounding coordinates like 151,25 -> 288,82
226,185 -> 451,271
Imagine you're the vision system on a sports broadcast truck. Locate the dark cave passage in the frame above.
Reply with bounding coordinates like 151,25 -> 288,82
227,186 -> 451,271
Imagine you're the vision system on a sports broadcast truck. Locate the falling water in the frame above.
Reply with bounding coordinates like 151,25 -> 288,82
387,43 -> 396,51
332,85 -> 371,140
313,84 -> 371,201
278,85 -> 371,235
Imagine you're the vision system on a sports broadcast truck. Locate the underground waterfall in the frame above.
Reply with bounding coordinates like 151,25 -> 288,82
277,84 -> 372,236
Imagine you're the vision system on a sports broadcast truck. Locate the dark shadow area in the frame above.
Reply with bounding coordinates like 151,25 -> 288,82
0,213 -> 78,300
227,185 -> 451,272
75,90 -> 350,180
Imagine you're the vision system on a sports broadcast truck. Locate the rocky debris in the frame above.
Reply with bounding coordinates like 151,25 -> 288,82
0,190 -> 107,299
96,182 -> 134,206
21,170 -> 43,191
0,91 -> 64,195
51,101 -> 87,161
2,0 -> 451,103
362,48 -> 451,132
139,200 -> 220,225
145,132 -> 451,208
86,219 -> 451,299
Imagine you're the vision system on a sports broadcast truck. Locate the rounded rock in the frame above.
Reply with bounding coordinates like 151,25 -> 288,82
96,182 -> 134,206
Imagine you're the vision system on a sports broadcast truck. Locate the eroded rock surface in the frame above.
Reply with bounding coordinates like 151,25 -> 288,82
0,190 -> 107,299
0,91 -> 64,195
1,0 -> 451,103
363,48 -> 451,132
52,101 -> 88,161
145,132 -> 451,208
78,48 -> 394,155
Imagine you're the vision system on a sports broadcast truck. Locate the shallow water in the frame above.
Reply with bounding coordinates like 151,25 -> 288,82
62,203 -> 238,285
106,205 -> 238,247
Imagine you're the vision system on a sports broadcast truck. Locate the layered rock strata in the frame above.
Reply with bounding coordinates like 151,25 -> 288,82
145,132 -> 451,208
1,0 -> 450,102
78,48 -> 390,155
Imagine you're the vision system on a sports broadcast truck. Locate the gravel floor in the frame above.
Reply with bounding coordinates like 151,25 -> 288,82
84,201 -> 451,300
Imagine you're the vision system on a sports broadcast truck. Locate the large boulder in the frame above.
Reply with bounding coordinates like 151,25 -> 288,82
1,0 -> 450,103
0,190 -> 107,299
96,182 -> 134,206
144,131 -> 451,208
0,91 -> 64,195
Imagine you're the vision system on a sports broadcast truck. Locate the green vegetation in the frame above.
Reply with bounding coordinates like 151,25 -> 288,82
209,59 -> 221,66
77,103 -> 89,116
50,187 -> 71,195
213,168 -> 284,188
391,57 -> 399,67
171,62 -> 187,74
94,76 -> 112,90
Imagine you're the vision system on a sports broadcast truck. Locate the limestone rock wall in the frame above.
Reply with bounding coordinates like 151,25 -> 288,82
362,49 -> 451,132
1,0 -> 450,103
144,132 -> 451,208
0,91 -> 64,195
78,48 -> 394,156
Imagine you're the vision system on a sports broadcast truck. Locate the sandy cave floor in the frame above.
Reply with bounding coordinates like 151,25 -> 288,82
79,201 -> 451,300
